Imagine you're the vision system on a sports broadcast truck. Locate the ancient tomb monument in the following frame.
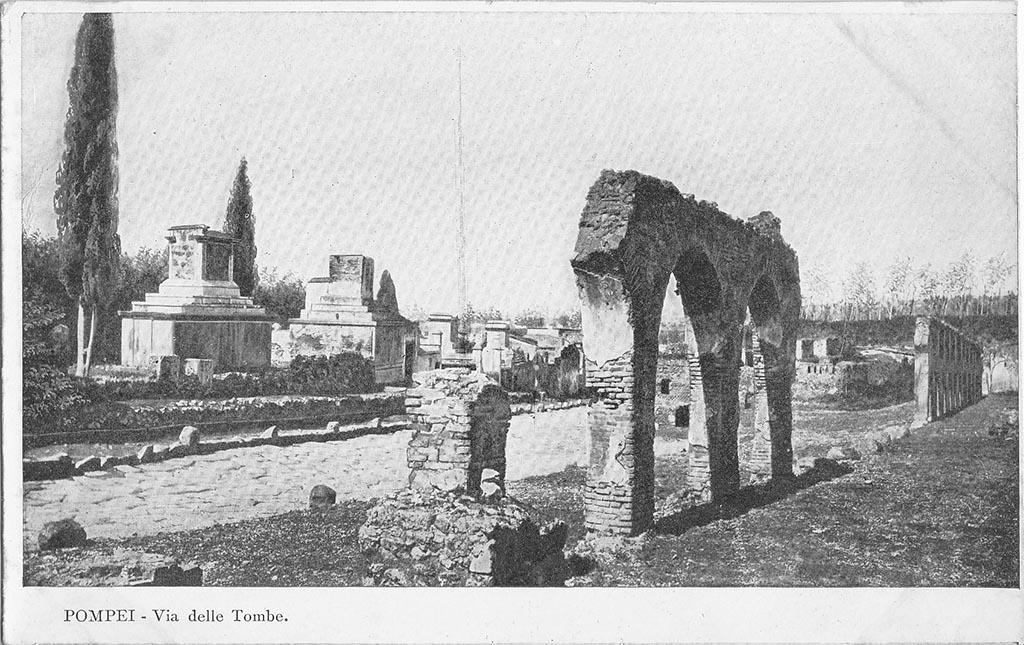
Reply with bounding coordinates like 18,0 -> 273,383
287,255 -> 419,384
121,225 -> 272,370
572,170 -> 802,535
913,316 -> 983,427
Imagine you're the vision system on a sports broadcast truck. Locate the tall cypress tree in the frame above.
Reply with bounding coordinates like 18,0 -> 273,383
223,158 -> 257,296
54,13 -> 121,377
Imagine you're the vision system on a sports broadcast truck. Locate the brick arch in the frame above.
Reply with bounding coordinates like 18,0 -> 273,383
572,170 -> 801,536
745,272 -> 799,479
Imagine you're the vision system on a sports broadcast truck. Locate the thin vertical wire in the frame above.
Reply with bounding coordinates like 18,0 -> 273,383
456,40 -> 468,318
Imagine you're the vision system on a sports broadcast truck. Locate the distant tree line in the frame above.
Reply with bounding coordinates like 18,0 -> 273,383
447,303 -> 581,330
802,252 -> 1017,321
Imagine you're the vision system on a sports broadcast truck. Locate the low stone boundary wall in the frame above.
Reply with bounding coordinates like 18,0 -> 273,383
23,417 -> 409,482
509,398 -> 589,416
25,392 -> 404,448
913,316 -> 984,426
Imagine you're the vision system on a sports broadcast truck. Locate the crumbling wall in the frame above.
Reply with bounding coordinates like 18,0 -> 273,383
572,170 -> 801,535
913,316 -> 984,427
362,368 -> 568,587
404,369 -> 511,495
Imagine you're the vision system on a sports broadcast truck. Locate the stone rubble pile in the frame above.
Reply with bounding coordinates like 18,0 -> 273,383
358,487 -> 568,587
24,548 -> 202,587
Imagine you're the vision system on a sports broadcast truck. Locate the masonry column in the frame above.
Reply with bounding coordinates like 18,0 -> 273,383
712,337 -> 742,497
747,326 -> 772,477
766,343 -> 795,479
913,316 -> 932,428
576,271 -> 652,535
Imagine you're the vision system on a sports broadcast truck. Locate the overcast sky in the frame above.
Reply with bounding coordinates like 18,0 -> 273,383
20,8 -> 1017,316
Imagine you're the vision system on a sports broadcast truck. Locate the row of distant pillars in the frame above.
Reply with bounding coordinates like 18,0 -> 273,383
913,316 -> 984,427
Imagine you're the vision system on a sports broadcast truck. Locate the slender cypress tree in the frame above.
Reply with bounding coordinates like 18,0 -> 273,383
54,13 -> 121,377
223,158 -> 257,296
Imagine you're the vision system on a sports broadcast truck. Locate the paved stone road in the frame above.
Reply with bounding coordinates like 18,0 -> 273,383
23,409 -> 594,551
25,401 -> 906,551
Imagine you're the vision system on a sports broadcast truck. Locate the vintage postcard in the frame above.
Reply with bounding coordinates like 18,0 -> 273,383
2,1 -> 1021,642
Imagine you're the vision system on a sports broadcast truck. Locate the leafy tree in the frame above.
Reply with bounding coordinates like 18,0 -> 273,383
23,296 -> 90,432
376,270 -> 399,312
842,262 -> 878,319
944,252 -> 977,316
982,253 -> 1014,314
23,230 -> 73,311
252,266 -> 305,323
54,13 -> 121,377
459,302 -> 505,327
91,246 -> 168,363
513,309 -> 546,328
914,264 -> 944,315
223,157 -> 257,296
553,309 -> 582,329
883,257 -> 913,318
801,265 -> 834,320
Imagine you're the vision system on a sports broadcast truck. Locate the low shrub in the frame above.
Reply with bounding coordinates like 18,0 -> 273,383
80,352 -> 378,404
287,353 -> 376,394
23,299 -> 92,433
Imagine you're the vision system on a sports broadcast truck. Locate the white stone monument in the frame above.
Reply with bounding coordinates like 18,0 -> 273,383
120,225 -> 272,371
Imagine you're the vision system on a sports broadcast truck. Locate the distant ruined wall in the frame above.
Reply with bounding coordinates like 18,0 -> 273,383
913,316 -> 984,427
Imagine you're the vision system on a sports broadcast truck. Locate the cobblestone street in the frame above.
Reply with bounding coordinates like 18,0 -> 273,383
23,402 -> 913,551
23,408 -> 592,551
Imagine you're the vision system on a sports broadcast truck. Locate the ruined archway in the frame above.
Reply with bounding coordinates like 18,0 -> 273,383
745,272 -> 799,480
572,170 -> 801,535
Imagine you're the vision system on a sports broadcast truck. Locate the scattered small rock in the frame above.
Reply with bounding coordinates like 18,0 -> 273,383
825,446 -> 860,461
480,481 -> 503,499
38,518 -> 87,551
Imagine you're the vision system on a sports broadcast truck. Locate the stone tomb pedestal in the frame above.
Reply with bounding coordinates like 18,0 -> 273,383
120,225 -> 272,371
287,255 -> 418,385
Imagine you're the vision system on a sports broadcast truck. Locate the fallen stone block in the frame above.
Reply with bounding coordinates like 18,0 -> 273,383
136,445 -> 155,464
24,454 -> 74,481
309,484 -> 337,510
38,518 -> 87,550
182,358 -> 214,386
179,425 -> 200,449
825,446 -> 860,461
128,559 -> 203,587
74,455 -> 102,473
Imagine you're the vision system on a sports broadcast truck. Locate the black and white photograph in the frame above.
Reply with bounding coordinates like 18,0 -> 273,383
2,1 -> 1021,642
